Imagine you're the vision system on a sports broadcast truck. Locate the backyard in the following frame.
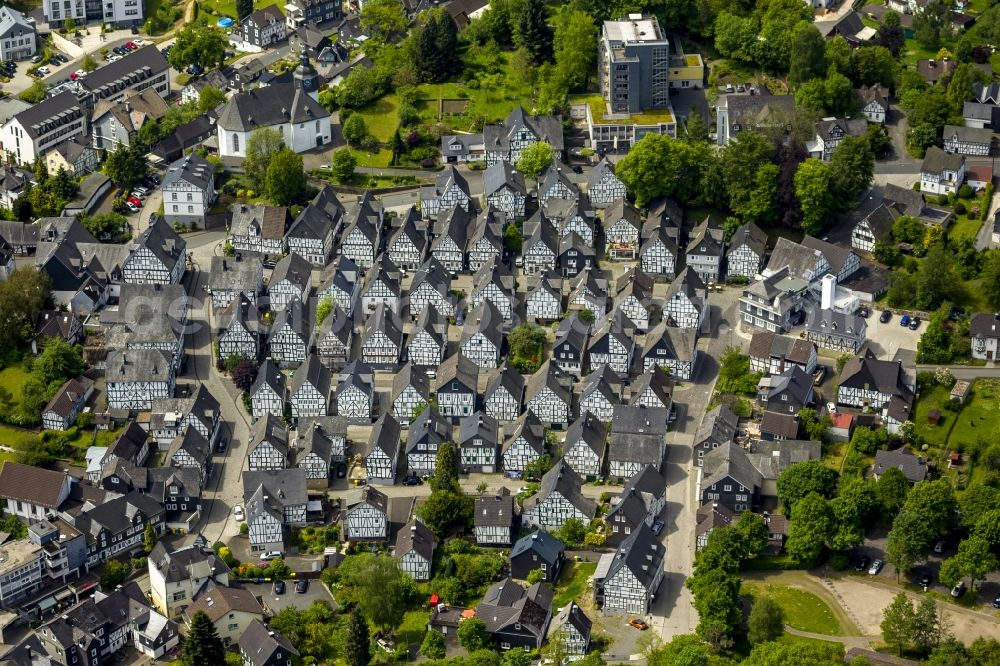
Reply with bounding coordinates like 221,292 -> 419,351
0,362 -> 30,413
0,424 -> 124,463
914,379 -> 1000,453
552,560 -> 597,609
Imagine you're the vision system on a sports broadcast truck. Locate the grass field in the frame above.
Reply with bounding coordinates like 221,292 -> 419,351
743,583 -> 843,636
395,609 -> 430,646
195,0 -> 236,22
0,363 -> 30,411
949,214 -> 984,244
553,560 -> 597,609
914,379 -> 1000,454
0,424 -> 123,462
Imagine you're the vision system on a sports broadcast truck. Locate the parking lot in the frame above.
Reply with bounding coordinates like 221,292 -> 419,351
246,579 -> 337,615
863,309 -> 925,360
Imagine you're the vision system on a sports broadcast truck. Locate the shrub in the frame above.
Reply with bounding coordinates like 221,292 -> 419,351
958,184 -> 974,199
954,201 -> 966,215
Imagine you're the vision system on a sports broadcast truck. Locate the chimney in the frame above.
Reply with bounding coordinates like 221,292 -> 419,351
821,273 -> 836,310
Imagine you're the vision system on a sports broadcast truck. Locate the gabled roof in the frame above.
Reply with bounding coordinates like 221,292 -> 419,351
694,404 -> 738,447
367,413 -> 402,459
242,468 -> 309,507
483,105 -> 564,153
630,366 -> 673,408
608,405 -> 667,465
231,203 -> 289,241
511,528 -> 564,564
604,198 -> 642,232
874,448 -> 927,483
239,619 -> 298,666
132,217 -> 185,272
757,365 -> 814,405
664,266 -> 706,305
433,204 -> 472,253
549,601 -> 592,643
392,362 -> 430,406
268,298 -> 309,343
525,360 -> 571,406
971,312 -> 1000,339
290,354 -> 331,398
436,353 -> 479,392
251,359 -> 285,397
43,376 -> 92,418
502,412 -> 545,454
765,237 -> 825,279
485,362 -> 525,405
461,298 -> 504,350
407,405 -> 450,453
920,145 -> 964,175
696,501 -> 735,537
603,522 -> 665,589
837,355 -> 911,399
484,160 -> 527,197
554,312 -> 588,352
686,218 -> 725,256
218,82 -> 329,131
476,486 -> 516,527
395,518 -> 435,561
526,458 -> 596,518
728,221 -> 767,256
459,411 -> 499,446
364,301 -> 404,348
581,364 -> 621,406
702,441 -> 763,490
161,151 -> 214,193
187,582 -> 263,624
167,427 -> 211,466
250,413 -> 288,456
538,162 -> 580,200
586,157 -> 620,190
759,411 -> 800,439
801,236 -> 856,276
0,461 -> 68,508
565,411 -> 608,457
287,185 -> 343,242
269,252 -> 312,292
644,321 -> 697,362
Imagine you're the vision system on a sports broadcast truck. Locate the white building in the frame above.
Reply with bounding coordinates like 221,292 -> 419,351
920,146 -> 966,195
0,7 -> 36,62
0,92 -> 86,165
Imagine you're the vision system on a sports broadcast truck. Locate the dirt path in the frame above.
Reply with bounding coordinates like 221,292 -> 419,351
742,571 -> 866,638
782,626 -> 873,651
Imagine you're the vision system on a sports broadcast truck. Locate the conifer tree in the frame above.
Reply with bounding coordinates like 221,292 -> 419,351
346,607 -> 371,666
517,0 -> 553,65
182,611 -> 225,666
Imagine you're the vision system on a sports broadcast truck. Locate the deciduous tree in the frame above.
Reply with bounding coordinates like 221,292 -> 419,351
168,24 -> 227,71
265,149 -> 306,206
457,617 -> 491,652
104,145 -> 147,187
881,593 -> 916,655
776,460 -> 838,517
516,141 -> 554,179
243,127 -> 285,189
789,22 -> 827,86
331,149 -> 357,183
748,595 -> 784,644
785,492 -> 833,564
420,629 -> 445,659
793,158 -> 834,236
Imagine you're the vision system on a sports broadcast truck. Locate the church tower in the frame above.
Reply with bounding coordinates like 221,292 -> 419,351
293,48 -> 321,101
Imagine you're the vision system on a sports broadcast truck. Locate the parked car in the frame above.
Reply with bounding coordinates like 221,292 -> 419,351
36,65 -> 49,75
813,365 -> 828,386
857,306 -> 870,318
900,314 -> 911,327
880,309 -> 892,323
127,197 -> 142,208
571,165 -> 583,174
402,475 -> 422,486
949,306 -> 966,322
125,202 -> 140,213
993,595 -> 1000,609
30,54 -> 42,63
261,551 -> 283,561
951,581 -> 966,598
934,540 -> 946,554
909,316 -> 921,330
854,555 -> 870,572
133,185 -> 149,195
295,580 -> 309,594
273,580 -> 285,594
919,573 -> 932,589
233,505 -> 244,521
628,619 -> 648,630
73,69 -> 86,79
651,519 -> 665,536
868,559 -> 884,575
125,41 -> 138,49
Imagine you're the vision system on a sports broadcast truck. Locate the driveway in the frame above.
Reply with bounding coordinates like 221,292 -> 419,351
863,312 -> 924,359
245,580 -> 337,614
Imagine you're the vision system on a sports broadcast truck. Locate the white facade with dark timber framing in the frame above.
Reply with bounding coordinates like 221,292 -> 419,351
471,258 -> 516,324
395,519 -> 435,580
501,413 -> 545,474
343,486 -> 388,541
361,302 -> 403,369
484,363 -> 524,423
420,167 -> 472,219
248,415 -> 288,471
250,360 -> 286,420
364,414 -> 402,484
336,362 -> 374,423
522,459 -> 597,530
289,355 -> 330,419
122,218 -> 186,285
525,361 -> 571,427
386,210 -> 426,271
408,305 -> 447,368
598,522 -> 665,615
726,222 -> 767,280
526,278 -> 563,323
106,349 -> 175,411
587,158 -> 627,207
286,186 -> 341,266
408,258 -> 456,320
436,353 -> 479,422
563,411 -> 608,479
475,488 -> 517,546
406,405 -> 450,474
267,299 -> 309,368
391,363 -> 431,423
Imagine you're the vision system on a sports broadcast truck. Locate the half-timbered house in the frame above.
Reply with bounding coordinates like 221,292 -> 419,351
289,354 -> 331,419
563,411 -> 608,480
209,255 -> 264,311
408,257 -> 456,320
406,405 -> 450,474
806,308 -> 867,355
430,205 -> 471,273
436,353 -> 479,422
335,360 -> 374,423
166,428 -> 212,486
267,253 -> 312,312
484,161 -> 528,221
476,580 -> 554,651
474,487 -> 518,546
311,304 -> 352,370
605,198 -> 643,261
501,412 -> 545,474
229,204 -> 288,258
726,222 -> 767,280
685,218 -> 726,286
663,267 -> 707,330
693,404 -> 738,466
614,268 -> 655,332
149,385 -> 221,449
420,167 -> 472,219
642,322 -> 699,380
343,486 -> 388,541
484,105 -> 564,165
461,299 -> 504,369
395,519 -> 435,580
630,366 -> 674,412
525,361 -> 572,427
243,468 -> 308,543
467,208 -> 505,272
837,353 -> 915,412
597,522 -> 664,615
360,255 -> 402,315
579,365 -> 621,423
391,362 -> 431,423
471,257 -> 517,323
522,211 -> 559,276
607,405 -> 668,481
558,231 -> 595,278
386,207 -> 426,270
365,413 -> 402,484
699,441 -> 762,513
267,299 -> 309,368
318,255 -> 361,317
640,223 -> 679,281
548,602 -> 592,656
748,331 -> 818,376
484,362 -> 525,423
522,459 -> 597,530
523,277 -> 560,327
248,414 -> 289,471
292,417 -> 343,483
285,186 -> 341,266
250,359 -> 286,419
568,267 -> 608,320
538,163 -> 579,205
544,195 -> 596,246
408,304 -> 448,368
586,157 -> 627,207
339,196 -> 380,269
42,376 -> 93,431
587,311 -> 634,377
757,365 -> 815,413
106,349 -> 175,411
122,218 -> 186,285
361,302 -> 404,369
459,412 -> 500,473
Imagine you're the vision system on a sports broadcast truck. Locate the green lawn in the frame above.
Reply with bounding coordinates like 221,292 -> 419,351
742,583 -> 843,636
823,441 -> 849,473
913,384 -> 955,449
0,363 -> 30,410
913,379 -> 1000,454
196,0 -> 236,21
0,424 -> 123,463
395,609 -> 430,645
949,214 -> 984,244
552,560 -> 597,609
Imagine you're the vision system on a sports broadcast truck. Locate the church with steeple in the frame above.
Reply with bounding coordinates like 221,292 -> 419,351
216,50 -> 332,159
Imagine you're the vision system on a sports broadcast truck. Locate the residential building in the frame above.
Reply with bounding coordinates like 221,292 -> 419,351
596,522 -> 664,614
522,459 -> 597,530
106,349 -> 175,411
756,366 -> 815,413
267,252 -> 311,312
395,519 -> 435,581
920,146 -> 966,195
0,92 -> 86,165
663,267 -> 707,330
343,485 -> 388,541
501,413 -> 545,475
837,353 -> 915,412
943,124 -> 992,156
476,579 -> 553,650
484,363 -> 524,423
971,312 -> 1000,360
41,376 -> 93,431
856,84 -> 889,123
475,487 -> 518,546
287,186 -> 341,266
230,204 -> 289,257
525,361 -> 572,427
563,412 -> 608,480
599,15 -> 670,115
440,132 -> 486,163
726,222 -> 767,280
209,255 -> 264,311
268,298 -> 310,367
587,158 -> 628,207
91,88 -> 169,152
0,6 -> 35,62
748,331 -> 817,376
364,414 -> 402,484
484,160 -> 527,221
607,405 -> 668,481
284,0 -> 342,28
686,218 -> 726,284
715,86 -> 794,146
509,529 -> 564,582
548,602 -> 592,656
335,360 -> 374,423
238,620 -> 299,666
407,304 -> 447,368
78,46 -> 170,104
809,117 -> 867,161
230,5 -> 287,52
605,198 -> 643,260
614,267 -> 655,331
161,153 -> 216,228
250,359 -> 286,419
579,365 -> 621,423
420,166 -> 472,218
45,136 -> 99,176
873,448 -> 928,484
693,404 -> 738,467
483,105 -> 564,166
605,465 -> 666,548
738,267 -> 809,333
184,583 -> 264,646
248,414 -> 289,472
122,217 -> 186,285
243,468 -> 308,552
148,541 -> 231,618
436,353 -> 479,422
642,323 -> 698,380
806,308 -> 867,354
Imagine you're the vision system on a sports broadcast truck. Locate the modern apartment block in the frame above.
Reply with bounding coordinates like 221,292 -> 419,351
599,14 -> 670,115
44,0 -> 144,28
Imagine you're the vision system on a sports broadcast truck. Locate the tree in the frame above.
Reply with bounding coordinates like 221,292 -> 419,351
938,556 -> 963,590
794,158 -> 834,236
81,212 -> 125,240
721,132 -> 775,216
875,11 -> 905,56
916,246 -> 957,310
748,595 -> 784,644
786,492 -> 833,564
0,270 -> 48,354
508,323 -> 547,372
265,149 -> 306,206
236,0 -> 253,20
418,490 -> 473,536
917,307 -> 954,363
503,224 -> 523,253
341,554 -> 409,631
716,347 -> 761,395
557,518 -> 587,546
420,629 -> 446,659
143,522 -> 157,554
982,250 -> 1000,309
849,426 -> 888,456
457,617 -> 491,652
361,0 -> 407,40
887,509 -> 936,576
346,607 -> 371,666
231,358 -> 259,392
104,145 -> 147,187
776,460 -> 838,517
615,133 -> 717,207
415,10 -> 460,82
244,128 -> 285,190
903,478 -> 958,538
19,78 -> 47,104
168,24 -> 227,71
342,114 -> 370,147
882,593 -> 916,655
789,22 -> 827,86
516,141 -> 554,179
912,596 -> 949,655
893,215 -> 926,244
81,53 -> 97,73
331,149 -> 357,183
516,0 -> 553,65
181,613 -> 226,666
32,337 -> 86,387
198,86 -> 227,114
100,559 -> 131,590
829,135 -> 874,203
526,568 -> 545,584
687,567 -> 743,646
431,441 -> 460,492
825,36 -> 852,77
953,536 -> 998,590
552,7 -> 597,91
959,484 -> 999,531
913,0 -> 950,49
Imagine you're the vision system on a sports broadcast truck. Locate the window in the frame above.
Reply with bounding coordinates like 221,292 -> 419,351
723,485 -> 732,492
232,133 -> 240,152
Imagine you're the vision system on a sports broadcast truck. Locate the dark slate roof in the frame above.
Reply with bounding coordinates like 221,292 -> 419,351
525,360 -> 571,406
550,601 -> 592,643
485,362 -> 525,406
242,468 -> 308,507
581,364 -> 621,407
368,413 -> 402,459
290,354 -> 331,399
920,145 -> 964,175
167,427 -> 211,466
759,411 -> 800,439
686,217 -> 725,257
554,312 -> 589,352
484,160 -> 527,197
801,236 -> 856,276
392,362 -> 430,405
412,303 -> 447,347
80,46 -> 168,95
566,411 -> 608,457
461,298 -> 504,351
970,312 -> 1000,339
526,458 -> 596,518
268,298 -> 310,344
664,265 -> 706,304
502,412 -> 545,455
608,405 -> 667,466
702,441 -> 763,490
459,411 -> 499,446
218,82 -> 329,131
364,301 -> 404,348
475,486 -> 516,527
694,404 -> 738,447
765,237 -> 824,278
603,522 -> 665,590
511,528 -> 564,563
538,162 -> 580,200
757,365 -> 814,405
483,105 -> 564,153
251,359 -> 286,398
476,579 -> 553,637
748,331 -> 816,367
874,448 -> 928,483
11,91 -> 85,140
407,405 -> 450,453
134,217 -> 185,272
728,221 -> 767,256
287,185 -> 343,242
586,157 -> 620,190
395,518 -> 435,561
630,366 -> 673,409
436,353 -> 479,392
837,355 -> 911,399
239,619 -> 298,666
162,152 -> 214,192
